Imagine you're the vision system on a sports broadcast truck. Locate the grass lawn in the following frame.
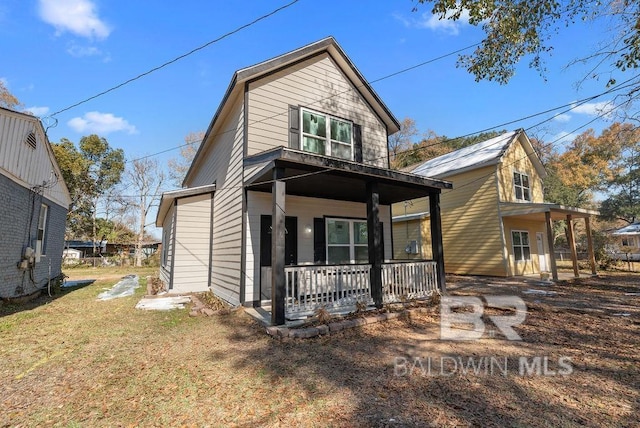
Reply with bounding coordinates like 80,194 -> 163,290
1,267 -> 639,427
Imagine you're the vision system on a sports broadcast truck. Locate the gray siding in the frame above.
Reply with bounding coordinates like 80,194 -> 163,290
159,204 -> 176,287
0,173 -> 66,298
172,194 -> 212,293
247,53 -> 388,167
186,95 -> 245,305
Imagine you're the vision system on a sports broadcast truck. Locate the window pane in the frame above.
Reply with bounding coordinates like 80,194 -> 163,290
331,142 -> 352,160
327,220 -> 350,244
303,136 -> 326,155
354,246 -> 368,262
512,231 -> 521,245
331,119 -> 351,143
523,188 -> 530,201
523,247 -> 531,260
521,232 -> 529,245
514,247 -> 523,261
353,221 -> 368,244
514,172 -> 521,186
328,246 -> 350,264
522,174 -> 529,188
302,111 -> 326,137
515,187 -> 523,200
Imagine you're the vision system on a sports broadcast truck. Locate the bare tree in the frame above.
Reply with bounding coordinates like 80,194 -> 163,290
168,131 -> 204,187
388,118 -> 418,168
128,158 -> 165,267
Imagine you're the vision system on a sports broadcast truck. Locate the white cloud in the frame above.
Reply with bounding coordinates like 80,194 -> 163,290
552,113 -> 571,123
25,106 -> 50,117
394,7 -> 471,36
67,44 -> 101,57
570,100 -> 614,118
68,111 -> 137,135
38,0 -> 111,40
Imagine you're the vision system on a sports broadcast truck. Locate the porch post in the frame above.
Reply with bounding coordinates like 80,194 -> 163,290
545,211 -> 558,281
366,181 -> 383,308
429,191 -> 446,292
584,216 -> 597,275
271,167 -> 286,325
566,214 -> 580,278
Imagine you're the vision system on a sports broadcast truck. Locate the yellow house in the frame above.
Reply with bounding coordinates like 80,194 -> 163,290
392,130 -> 599,280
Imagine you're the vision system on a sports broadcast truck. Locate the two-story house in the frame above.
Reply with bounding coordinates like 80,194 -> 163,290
392,130 -> 599,280
0,107 -> 71,299
156,37 -> 452,325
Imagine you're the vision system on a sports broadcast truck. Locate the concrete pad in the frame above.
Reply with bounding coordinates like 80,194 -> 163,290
135,296 -> 191,311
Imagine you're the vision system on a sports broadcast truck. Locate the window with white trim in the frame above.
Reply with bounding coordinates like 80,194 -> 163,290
621,237 -> 635,247
326,218 -> 368,263
36,204 -> 48,259
301,108 -> 353,160
513,171 -> 531,201
512,230 -> 531,262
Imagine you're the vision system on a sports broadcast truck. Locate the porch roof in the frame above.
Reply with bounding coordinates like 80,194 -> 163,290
244,147 -> 452,205
499,202 -> 599,221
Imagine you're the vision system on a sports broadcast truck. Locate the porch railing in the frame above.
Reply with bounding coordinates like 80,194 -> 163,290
381,261 -> 438,303
285,264 -> 373,316
284,260 -> 439,317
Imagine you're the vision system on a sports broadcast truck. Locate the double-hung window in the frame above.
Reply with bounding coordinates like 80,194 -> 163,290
301,108 -> 353,160
326,218 -> 368,263
513,171 -> 531,201
512,230 -> 530,262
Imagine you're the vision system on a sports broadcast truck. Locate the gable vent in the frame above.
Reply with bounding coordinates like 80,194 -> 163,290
25,132 -> 37,149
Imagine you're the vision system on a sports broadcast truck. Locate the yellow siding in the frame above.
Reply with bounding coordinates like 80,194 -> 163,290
497,136 -> 544,203
391,198 -> 429,217
437,165 -> 507,276
247,53 -> 388,168
392,219 -> 432,260
502,218 -> 548,276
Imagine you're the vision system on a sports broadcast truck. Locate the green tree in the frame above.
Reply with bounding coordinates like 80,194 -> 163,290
51,135 -> 125,249
599,124 -> 640,223
414,1 -> 640,87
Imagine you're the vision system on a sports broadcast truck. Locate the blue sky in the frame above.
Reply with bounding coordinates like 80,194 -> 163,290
0,0 -> 629,175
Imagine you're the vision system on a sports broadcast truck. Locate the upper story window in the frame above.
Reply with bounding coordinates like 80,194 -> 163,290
301,108 -> 353,160
513,171 -> 531,201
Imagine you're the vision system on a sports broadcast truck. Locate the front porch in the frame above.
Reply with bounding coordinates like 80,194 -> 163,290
244,147 -> 451,325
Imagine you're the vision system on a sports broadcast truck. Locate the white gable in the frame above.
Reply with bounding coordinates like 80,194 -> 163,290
411,131 -> 518,178
0,108 -> 71,208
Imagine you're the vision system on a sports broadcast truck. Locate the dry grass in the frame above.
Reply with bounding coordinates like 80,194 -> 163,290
1,268 -> 639,427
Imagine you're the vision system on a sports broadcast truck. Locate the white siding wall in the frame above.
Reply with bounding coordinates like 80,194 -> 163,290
247,53 -> 388,167
0,110 -> 69,208
172,194 -> 212,293
186,94 -> 245,305
244,191 -> 392,302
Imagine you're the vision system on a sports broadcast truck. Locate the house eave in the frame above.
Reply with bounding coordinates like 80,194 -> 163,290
244,147 -> 451,205
155,183 -> 216,226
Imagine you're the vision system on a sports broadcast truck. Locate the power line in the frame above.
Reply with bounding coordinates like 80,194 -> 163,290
47,0 -> 301,118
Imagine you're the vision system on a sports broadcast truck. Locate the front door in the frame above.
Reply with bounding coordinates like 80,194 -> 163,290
536,232 -> 548,272
260,215 -> 298,301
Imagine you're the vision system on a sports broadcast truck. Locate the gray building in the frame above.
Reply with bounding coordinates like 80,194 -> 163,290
0,107 -> 71,299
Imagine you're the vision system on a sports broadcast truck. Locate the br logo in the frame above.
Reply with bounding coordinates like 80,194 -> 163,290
440,296 -> 527,341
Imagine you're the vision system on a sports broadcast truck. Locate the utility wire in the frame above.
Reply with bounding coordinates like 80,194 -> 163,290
47,0 -> 301,118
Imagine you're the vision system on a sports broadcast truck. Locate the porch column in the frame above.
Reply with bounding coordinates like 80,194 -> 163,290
366,181 -> 383,308
545,211 -> 558,281
566,214 -> 580,278
271,167 -> 286,325
429,191 -> 446,292
584,216 -> 597,275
